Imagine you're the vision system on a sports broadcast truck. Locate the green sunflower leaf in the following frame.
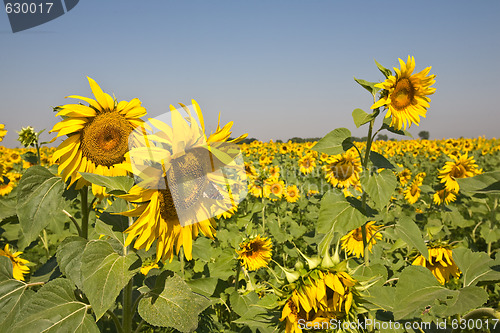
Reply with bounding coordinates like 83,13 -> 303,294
0,256 -> 33,332
353,77 -> 381,96
11,278 -> 99,333
78,173 -> 134,195
456,171 -> 500,194
381,117 -> 413,138
360,169 -> 397,209
452,248 -> 500,287
394,217 -> 428,260
80,240 -> 140,320
317,191 -> 366,253
374,59 -> 393,79
312,128 -> 352,156
56,236 -> 88,289
369,151 -> 395,170
138,272 -> 211,333
352,108 -> 378,128
16,166 -> 65,249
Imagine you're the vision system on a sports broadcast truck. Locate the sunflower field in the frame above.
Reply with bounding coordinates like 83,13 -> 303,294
1,57 -> 500,333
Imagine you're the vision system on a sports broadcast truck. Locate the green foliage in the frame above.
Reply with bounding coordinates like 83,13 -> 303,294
16,166 -> 65,248
312,128 -> 352,156
12,278 -> 99,333
360,169 -> 397,209
138,272 -> 211,333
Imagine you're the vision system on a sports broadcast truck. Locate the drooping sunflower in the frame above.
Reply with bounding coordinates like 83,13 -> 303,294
0,175 -> 15,196
236,235 -> 272,271
438,153 -> 481,193
49,77 -> 146,196
403,179 -> 421,204
322,150 -> 361,189
433,189 -> 457,205
371,56 -> 436,130
280,270 -> 358,333
341,221 -> 382,258
285,185 -> 300,203
298,154 -> 316,175
412,246 -> 461,284
119,101 -> 247,262
0,244 -> 30,281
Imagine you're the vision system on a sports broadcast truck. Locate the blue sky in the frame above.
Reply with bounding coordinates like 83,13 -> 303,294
1,0 -> 499,147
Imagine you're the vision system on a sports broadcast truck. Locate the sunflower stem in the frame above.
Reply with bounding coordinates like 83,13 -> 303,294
234,263 -> 241,291
261,196 -> 266,233
122,278 -> 134,333
106,310 -> 124,333
360,118 -> 376,266
80,186 -> 89,239
180,247 -> 185,278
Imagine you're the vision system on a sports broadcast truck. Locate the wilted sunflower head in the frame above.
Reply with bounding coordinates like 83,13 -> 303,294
412,246 -> 460,284
237,235 -> 272,271
341,221 -> 382,258
371,56 -> 436,130
280,269 -> 359,333
0,244 -> 30,281
49,77 -> 146,196
433,189 -> 457,205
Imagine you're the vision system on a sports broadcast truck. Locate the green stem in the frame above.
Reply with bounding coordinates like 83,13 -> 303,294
35,141 -> 41,165
132,319 -> 145,333
360,118 -> 375,265
63,209 -> 83,236
261,195 -> 266,233
180,247 -> 185,278
122,278 -> 134,333
80,186 -> 89,239
235,263 -> 241,291
107,310 -> 124,333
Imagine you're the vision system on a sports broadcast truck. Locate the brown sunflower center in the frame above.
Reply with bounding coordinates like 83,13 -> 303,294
302,160 -> 311,168
332,160 -> 354,180
391,78 -> 415,110
410,184 -> 419,196
271,184 -> 282,195
164,151 -> 209,212
451,164 -> 467,179
352,228 -> 364,241
81,112 -> 133,167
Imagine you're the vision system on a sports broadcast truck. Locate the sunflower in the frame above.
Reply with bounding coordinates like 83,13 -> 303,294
248,181 -> 263,198
49,77 -> 146,196
267,165 -> 280,178
397,167 -> 412,186
236,235 -> 272,271
0,124 -> 6,142
404,180 -> 421,204
433,189 -> 457,205
0,244 -> 30,281
244,162 -> 258,180
264,177 -> 285,200
438,153 -> 480,193
0,175 -> 15,196
341,221 -> 382,258
280,270 -> 358,333
412,246 -> 460,284
119,101 -> 246,262
298,154 -> 316,175
371,56 -> 435,130
322,150 -> 361,189
285,185 -> 300,203
140,261 -> 159,276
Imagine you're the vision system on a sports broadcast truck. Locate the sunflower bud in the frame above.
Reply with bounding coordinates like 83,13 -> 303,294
275,261 -> 301,283
295,247 -> 321,270
17,126 -> 37,147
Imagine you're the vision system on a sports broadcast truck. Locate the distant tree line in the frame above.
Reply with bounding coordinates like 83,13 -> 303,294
230,131 -> 430,144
